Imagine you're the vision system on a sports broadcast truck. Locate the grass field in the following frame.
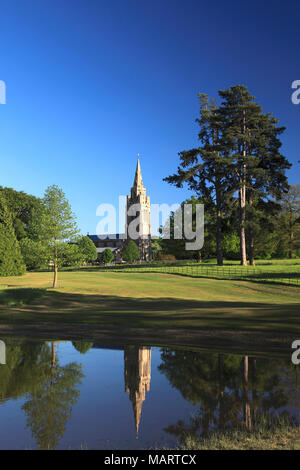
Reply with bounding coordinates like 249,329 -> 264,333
179,416 -> 300,450
97,258 -> 300,286
0,267 -> 299,343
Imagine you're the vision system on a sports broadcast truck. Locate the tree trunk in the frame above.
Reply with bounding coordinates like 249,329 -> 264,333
51,341 -> 56,387
239,186 -> 247,266
53,239 -> 58,289
289,229 -> 295,259
53,262 -> 58,288
240,111 -> 247,266
249,228 -> 255,266
52,341 -> 56,367
218,353 -> 225,429
216,187 -> 223,266
252,358 -> 258,418
248,196 -> 255,266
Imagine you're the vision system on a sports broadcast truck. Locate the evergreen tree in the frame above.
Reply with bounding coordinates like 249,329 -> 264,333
218,85 -> 291,265
0,192 -> 26,276
164,94 -> 234,265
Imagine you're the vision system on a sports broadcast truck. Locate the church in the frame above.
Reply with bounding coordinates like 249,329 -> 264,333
88,159 -> 152,263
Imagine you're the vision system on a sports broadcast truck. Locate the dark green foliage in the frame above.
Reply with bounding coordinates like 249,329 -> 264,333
160,196 -> 216,261
0,192 -> 26,276
164,94 -> 235,266
164,85 -> 291,266
57,243 -> 83,267
275,184 -> 300,258
19,238 -> 49,271
151,238 -> 163,260
0,186 -> 44,241
218,85 -> 291,265
77,236 -> 98,263
222,233 -> 240,260
122,240 -> 140,263
102,248 -> 114,264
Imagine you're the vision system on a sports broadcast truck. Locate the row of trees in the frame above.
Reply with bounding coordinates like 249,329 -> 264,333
0,183 -> 143,284
0,185 -> 98,286
158,185 -> 300,262
164,85 -> 299,265
102,240 -> 140,264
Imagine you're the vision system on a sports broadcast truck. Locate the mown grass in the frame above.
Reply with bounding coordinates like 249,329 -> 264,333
178,416 -> 300,450
0,269 -> 299,336
91,258 -> 300,286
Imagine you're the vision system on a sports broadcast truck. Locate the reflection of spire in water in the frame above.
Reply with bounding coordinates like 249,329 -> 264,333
124,346 -> 151,438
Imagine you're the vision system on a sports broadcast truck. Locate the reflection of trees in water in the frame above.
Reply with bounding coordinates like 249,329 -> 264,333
0,341 -> 52,401
0,340 -> 83,450
72,341 -> 94,354
158,349 -> 300,443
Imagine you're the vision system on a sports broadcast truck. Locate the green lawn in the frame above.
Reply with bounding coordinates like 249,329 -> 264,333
178,420 -> 300,450
96,258 -> 300,286
0,269 -> 299,342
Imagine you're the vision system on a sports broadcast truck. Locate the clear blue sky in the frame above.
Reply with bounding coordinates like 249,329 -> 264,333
1,0 -> 299,234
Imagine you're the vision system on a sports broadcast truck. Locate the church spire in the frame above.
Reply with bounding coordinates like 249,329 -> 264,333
133,157 -> 143,189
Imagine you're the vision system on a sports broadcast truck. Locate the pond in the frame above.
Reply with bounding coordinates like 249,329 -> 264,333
0,338 -> 299,449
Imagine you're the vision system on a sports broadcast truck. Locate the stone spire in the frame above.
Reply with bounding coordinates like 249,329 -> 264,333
133,158 -> 143,189
127,158 -> 152,261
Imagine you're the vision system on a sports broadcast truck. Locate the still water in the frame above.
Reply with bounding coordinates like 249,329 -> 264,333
0,338 -> 299,449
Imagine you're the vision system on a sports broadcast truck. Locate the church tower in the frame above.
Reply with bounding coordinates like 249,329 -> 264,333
126,159 -> 152,261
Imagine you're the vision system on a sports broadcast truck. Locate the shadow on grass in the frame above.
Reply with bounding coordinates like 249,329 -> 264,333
0,288 -> 299,336
0,288 -> 47,307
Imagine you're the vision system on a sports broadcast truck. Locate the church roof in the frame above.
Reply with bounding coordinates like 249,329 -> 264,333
88,234 -> 126,241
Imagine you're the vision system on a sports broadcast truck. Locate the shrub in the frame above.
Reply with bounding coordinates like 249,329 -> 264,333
122,240 -> 140,263
77,236 -> 98,263
102,248 -> 114,264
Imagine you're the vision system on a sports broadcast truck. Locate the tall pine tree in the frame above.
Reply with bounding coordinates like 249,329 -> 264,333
219,85 -> 291,265
164,94 -> 234,266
